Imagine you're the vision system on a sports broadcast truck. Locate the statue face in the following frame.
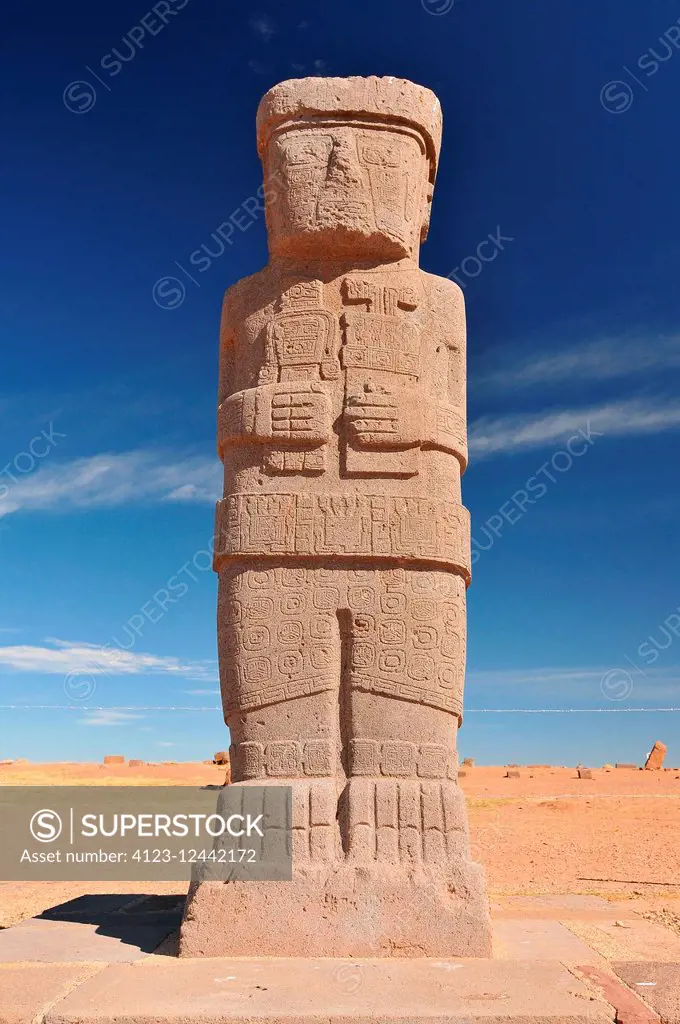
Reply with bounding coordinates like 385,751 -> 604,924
264,123 -> 432,260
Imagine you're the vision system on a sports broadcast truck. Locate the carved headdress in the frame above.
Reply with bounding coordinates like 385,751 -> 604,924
256,76 -> 443,184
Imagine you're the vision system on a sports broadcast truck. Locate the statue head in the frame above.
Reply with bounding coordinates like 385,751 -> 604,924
257,77 -> 442,262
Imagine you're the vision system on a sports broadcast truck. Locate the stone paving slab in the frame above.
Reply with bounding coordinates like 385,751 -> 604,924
492,919 -> 607,963
0,894 -> 183,962
38,895 -> 144,919
44,957 -> 615,1023
0,917 -> 178,963
492,895 -> 636,919
576,965 -> 661,1023
613,962 -> 680,1023
0,963 -> 102,1024
565,920 -> 680,963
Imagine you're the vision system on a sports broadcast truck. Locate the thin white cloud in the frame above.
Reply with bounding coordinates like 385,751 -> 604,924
475,335 -> 680,392
0,449 -> 221,519
79,710 -> 143,727
181,688 -> 220,696
469,397 -> 680,458
250,15 -> 275,40
467,665 -> 680,704
468,668 -> 606,686
0,639 -> 217,680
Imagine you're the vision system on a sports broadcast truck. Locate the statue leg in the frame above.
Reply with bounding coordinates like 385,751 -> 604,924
183,565 -> 491,956
219,565 -> 342,863
342,568 -> 470,865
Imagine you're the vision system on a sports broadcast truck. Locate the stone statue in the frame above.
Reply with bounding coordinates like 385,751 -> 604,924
180,76 -> 491,957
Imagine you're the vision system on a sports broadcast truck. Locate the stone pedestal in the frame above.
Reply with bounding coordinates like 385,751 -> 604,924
181,862 -> 490,958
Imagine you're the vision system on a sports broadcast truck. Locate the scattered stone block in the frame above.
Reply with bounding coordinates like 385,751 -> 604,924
128,759 -> 145,767
505,769 -> 520,779
644,740 -> 667,770
462,757 -> 475,767
615,763 -> 638,770
458,770 -> 467,778
213,750 -> 229,765
102,755 -> 125,765
577,768 -> 593,779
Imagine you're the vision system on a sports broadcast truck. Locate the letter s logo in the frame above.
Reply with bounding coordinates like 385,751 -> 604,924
30,809 -> 63,843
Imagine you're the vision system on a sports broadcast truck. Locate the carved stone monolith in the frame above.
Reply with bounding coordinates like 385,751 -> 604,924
180,76 -> 492,957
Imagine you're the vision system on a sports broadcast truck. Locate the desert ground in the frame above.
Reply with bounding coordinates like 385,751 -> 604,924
1,758 -> 679,931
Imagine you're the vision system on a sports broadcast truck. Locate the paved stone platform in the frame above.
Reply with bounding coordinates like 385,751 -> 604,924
0,963 -> 102,1024
0,894 -> 183,964
3,895 -> 678,1023
565,918 -> 680,963
42,957 -> 615,1023
492,918 -> 607,963
613,962 -> 680,1023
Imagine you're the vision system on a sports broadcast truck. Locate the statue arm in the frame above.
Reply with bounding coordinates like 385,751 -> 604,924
343,282 -> 467,467
218,381 -> 332,459
217,284 -> 241,409
217,282 -> 332,461
421,279 -> 468,471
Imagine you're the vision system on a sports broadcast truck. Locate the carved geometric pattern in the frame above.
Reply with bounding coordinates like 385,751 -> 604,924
381,741 -> 417,777
341,311 -> 420,379
264,449 -> 326,474
302,740 -> 333,776
214,493 -> 471,578
268,310 -> 336,369
219,567 -> 466,718
345,778 -> 468,864
231,739 -> 333,779
350,673 -> 462,718
286,779 -> 337,864
349,739 -> 452,779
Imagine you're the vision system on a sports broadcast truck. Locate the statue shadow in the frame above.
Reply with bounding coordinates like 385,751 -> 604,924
37,893 -> 184,956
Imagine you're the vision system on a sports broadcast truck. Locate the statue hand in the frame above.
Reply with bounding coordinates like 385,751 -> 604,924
344,383 -> 421,448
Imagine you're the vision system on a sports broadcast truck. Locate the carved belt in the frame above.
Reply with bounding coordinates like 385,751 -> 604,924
213,492 -> 471,582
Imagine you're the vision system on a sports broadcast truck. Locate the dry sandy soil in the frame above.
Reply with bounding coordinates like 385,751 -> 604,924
1,760 -> 679,929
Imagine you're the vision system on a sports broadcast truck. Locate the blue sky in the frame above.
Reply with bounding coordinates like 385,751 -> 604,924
2,0 -> 680,766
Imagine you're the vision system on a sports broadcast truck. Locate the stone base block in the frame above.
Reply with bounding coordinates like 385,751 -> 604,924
180,862 -> 492,958
44,957 -> 615,1023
